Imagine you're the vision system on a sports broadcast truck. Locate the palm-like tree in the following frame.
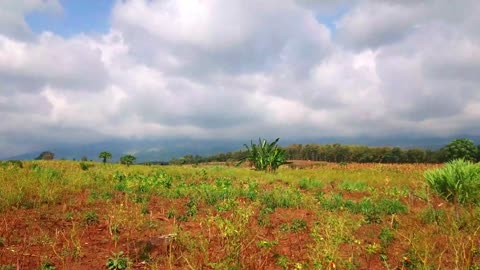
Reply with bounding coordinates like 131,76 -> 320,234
238,138 -> 286,172
99,151 -> 112,164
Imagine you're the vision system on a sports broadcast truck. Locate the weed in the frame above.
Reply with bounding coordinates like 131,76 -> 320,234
298,178 -> 323,191
38,260 -> 56,270
257,240 -> 278,249
106,251 -> 130,270
83,211 -> 99,225
290,218 -> 307,232
275,254 -> 291,270
185,197 -> 198,217
258,207 -> 274,227
420,206 -> 445,225
260,186 -> 303,209
167,209 -> 176,219
79,162 -> 93,171
379,227 -> 395,248
0,265 -> 15,270
340,181 -> 367,192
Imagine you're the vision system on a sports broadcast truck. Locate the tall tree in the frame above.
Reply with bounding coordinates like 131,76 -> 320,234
444,138 -> 478,162
35,151 -> 54,160
98,151 -> 112,164
120,154 -> 136,166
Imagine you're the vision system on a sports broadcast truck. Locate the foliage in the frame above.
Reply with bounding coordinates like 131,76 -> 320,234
170,142 -> 457,164
239,138 -> 287,172
106,251 -> 130,270
79,162 -> 94,171
84,211 -> 99,225
444,138 -> 479,162
38,260 -> 56,270
35,151 -> 54,160
425,159 -> 480,205
120,155 -> 136,166
99,151 -> 113,164
0,160 -> 23,169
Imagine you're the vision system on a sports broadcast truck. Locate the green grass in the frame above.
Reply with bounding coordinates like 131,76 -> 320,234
1,161 -> 479,269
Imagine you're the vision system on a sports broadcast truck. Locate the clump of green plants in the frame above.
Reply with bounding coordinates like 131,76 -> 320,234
0,160 -> 23,169
298,178 -> 323,191
378,227 -> 395,248
79,162 -> 94,171
106,251 -> 130,270
420,206 -> 446,225
0,264 -> 15,270
84,211 -> 99,225
281,218 -> 307,233
238,138 -> 287,172
425,159 -> 480,206
38,260 -> 56,270
260,186 -> 303,209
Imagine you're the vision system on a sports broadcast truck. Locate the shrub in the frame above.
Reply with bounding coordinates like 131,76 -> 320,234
106,251 -> 130,270
425,159 -> 480,205
238,138 -> 287,172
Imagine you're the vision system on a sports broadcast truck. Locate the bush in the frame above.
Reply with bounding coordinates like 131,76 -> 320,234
425,159 -> 480,205
239,138 -> 286,172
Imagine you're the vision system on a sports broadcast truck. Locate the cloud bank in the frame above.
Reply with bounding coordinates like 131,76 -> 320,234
1,0 -> 480,157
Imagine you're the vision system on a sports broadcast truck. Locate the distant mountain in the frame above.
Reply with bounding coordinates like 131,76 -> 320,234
4,135 -> 479,162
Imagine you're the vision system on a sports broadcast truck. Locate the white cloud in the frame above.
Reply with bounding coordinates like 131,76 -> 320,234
1,0 -> 480,157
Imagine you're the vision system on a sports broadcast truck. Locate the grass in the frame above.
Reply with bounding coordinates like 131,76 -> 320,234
0,160 -> 479,269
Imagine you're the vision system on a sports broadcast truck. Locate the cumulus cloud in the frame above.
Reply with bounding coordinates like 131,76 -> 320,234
1,0 -> 480,157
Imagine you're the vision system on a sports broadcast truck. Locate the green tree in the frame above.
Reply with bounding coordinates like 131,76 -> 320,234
98,151 -> 112,164
444,138 -> 478,162
120,154 -> 136,166
35,151 -> 54,160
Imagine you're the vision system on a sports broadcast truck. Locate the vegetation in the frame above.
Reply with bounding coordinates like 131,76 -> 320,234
444,138 -> 479,162
238,138 -> 287,172
35,151 -> 54,160
1,160 -> 480,269
425,159 -> 480,205
119,154 -> 136,166
99,151 -> 112,164
169,139 -> 477,165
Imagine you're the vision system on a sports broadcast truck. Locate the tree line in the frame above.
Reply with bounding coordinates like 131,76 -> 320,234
170,138 -> 480,165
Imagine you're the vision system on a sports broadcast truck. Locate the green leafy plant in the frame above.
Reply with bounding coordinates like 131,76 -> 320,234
79,162 -> 93,171
38,260 -> 56,270
1,265 -> 15,270
84,211 -> 99,225
106,251 -> 130,270
378,227 -> 395,248
99,151 -> 112,164
238,138 -> 287,172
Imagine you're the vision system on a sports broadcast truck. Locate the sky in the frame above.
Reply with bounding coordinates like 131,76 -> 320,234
1,0 -> 480,158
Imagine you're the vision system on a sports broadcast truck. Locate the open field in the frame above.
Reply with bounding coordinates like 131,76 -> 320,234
0,161 -> 479,269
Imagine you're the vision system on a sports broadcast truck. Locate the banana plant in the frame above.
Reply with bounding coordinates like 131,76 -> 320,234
238,138 -> 287,172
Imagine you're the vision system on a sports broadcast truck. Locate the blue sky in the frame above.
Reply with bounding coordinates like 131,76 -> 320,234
26,0 -> 114,36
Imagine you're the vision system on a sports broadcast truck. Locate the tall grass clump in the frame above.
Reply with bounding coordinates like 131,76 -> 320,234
425,159 -> 480,205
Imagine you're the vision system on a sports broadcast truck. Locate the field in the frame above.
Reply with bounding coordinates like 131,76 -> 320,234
1,161 -> 479,269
